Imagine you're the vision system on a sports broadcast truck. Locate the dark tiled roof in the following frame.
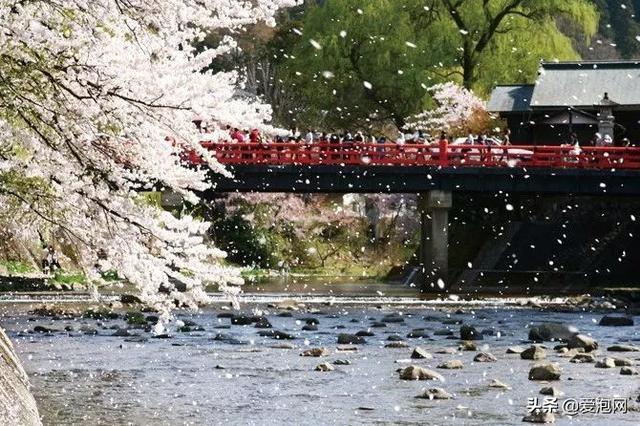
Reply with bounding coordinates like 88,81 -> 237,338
487,85 -> 534,112
531,60 -> 640,107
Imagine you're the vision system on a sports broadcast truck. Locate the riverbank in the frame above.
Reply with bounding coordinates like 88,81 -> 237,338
0,326 -> 41,425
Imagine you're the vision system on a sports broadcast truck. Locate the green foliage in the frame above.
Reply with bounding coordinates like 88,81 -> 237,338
51,272 -> 86,285
0,260 -> 34,275
593,0 -> 640,59
276,0 -> 598,129
125,311 -> 148,326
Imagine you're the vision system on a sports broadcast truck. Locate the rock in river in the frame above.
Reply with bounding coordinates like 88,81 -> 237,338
254,318 -> 272,329
522,412 -> 556,424
599,315 -> 634,326
415,387 -> 453,400
301,324 -> 318,331
437,359 -> 463,369
315,362 -> 334,372
411,347 -> 433,359
407,329 -> 429,338
337,333 -> 366,345
356,330 -> 375,337
258,330 -> 295,340
301,347 -> 329,357
399,366 -> 444,381
474,352 -> 497,362
489,379 -> 511,389
528,363 -> 561,381
385,342 -> 409,349
506,346 -> 526,354
607,344 -> 640,352
540,386 -> 564,397
620,367 -> 638,375
460,325 -> 483,340
569,353 -> 596,363
528,323 -> 577,342
521,346 -> 546,360
594,357 -> 616,368
567,334 -> 598,352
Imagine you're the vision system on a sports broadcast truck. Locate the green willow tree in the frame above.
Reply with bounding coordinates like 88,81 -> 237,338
279,0 -> 598,129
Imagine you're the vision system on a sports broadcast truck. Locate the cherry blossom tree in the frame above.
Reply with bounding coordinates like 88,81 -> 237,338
405,82 -> 493,137
0,0 -> 296,316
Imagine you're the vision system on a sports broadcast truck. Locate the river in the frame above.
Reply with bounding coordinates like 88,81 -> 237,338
1,299 -> 639,425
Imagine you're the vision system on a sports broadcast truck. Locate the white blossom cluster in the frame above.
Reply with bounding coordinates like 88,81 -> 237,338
406,82 -> 486,133
0,0 -> 296,314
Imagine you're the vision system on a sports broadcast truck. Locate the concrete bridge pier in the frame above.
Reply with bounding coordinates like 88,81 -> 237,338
418,190 -> 452,291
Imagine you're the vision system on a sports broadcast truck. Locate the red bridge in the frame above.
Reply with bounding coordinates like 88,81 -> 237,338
199,141 -> 640,169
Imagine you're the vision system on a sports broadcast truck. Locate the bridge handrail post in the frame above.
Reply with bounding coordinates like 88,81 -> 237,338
439,139 -> 448,167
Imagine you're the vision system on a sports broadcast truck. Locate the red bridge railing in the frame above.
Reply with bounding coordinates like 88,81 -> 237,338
191,142 -> 640,170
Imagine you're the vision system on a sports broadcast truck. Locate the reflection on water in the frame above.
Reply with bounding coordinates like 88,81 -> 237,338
4,304 -> 640,425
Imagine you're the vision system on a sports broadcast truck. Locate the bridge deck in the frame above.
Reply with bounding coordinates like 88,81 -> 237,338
197,142 -> 640,170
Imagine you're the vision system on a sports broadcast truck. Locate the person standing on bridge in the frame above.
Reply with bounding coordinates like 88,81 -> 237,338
304,129 -> 314,144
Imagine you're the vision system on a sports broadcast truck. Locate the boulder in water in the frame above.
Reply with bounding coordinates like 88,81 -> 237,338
540,386 -> 564,397
415,387 -> 453,400
567,334 -> 598,352
599,316 -> 634,326
399,365 -> 444,381
528,323 -> 578,342
254,318 -> 272,329
459,341 -> 477,351
407,329 -> 429,338
522,412 -> 556,423
437,359 -> 463,369
612,357 -> 633,366
607,344 -> 640,352
302,324 -> 318,331
595,357 -> 616,368
528,363 -> 561,381
385,342 -> 409,349
569,353 -> 596,363
333,359 -> 351,365
460,325 -> 483,340
337,333 -> 366,345
314,362 -> 334,372
506,346 -> 525,354
620,366 -> 638,375
301,347 -> 329,357
411,347 -> 432,359
474,352 -> 497,362
488,379 -> 511,389
521,346 -> 546,360
356,330 -> 375,337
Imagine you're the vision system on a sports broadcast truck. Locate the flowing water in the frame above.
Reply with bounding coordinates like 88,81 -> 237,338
2,300 -> 639,425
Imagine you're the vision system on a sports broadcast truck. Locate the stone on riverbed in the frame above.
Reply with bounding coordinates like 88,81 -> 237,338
521,346 -> 546,360
33,326 -> 57,333
540,386 -> 564,397
607,344 -> 640,352
599,315 -> 634,326
356,330 -> 375,337
415,387 -> 453,400
528,323 -> 578,342
613,357 -> 633,366
569,353 -> 596,363
257,330 -> 295,340
370,322 -> 387,328
437,359 -> 463,369
385,341 -> 409,349
528,363 -> 561,381
387,334 -> 404,341
254,318 -> 272,329
212,333 -> 246,345
407,329 -> 429,338
474,352 -> 497,362
620,366 -> 638,375
460,325 -> 483,340
506,346 -> 526,354
276,299 -> 302,311
434,329 -> 454,336
458,341 -> 477,351
522,412 -> 556,423
337,333 -> 366,345
489,379 -> 511,389
411,347 -> 432,359
399,366 -> 444,381
567,334 -> 598,352
315,362 -> 334,372
381,315 -> 405,323
595,357 -> 616,368
301,324 -> 318,331
301,347 -> 329,357
333,359 -> 351,365
436,347 -> 458,354
270,343 -> 295,349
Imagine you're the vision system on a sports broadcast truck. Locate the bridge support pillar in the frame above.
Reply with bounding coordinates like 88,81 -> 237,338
418,191 -> 452,291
